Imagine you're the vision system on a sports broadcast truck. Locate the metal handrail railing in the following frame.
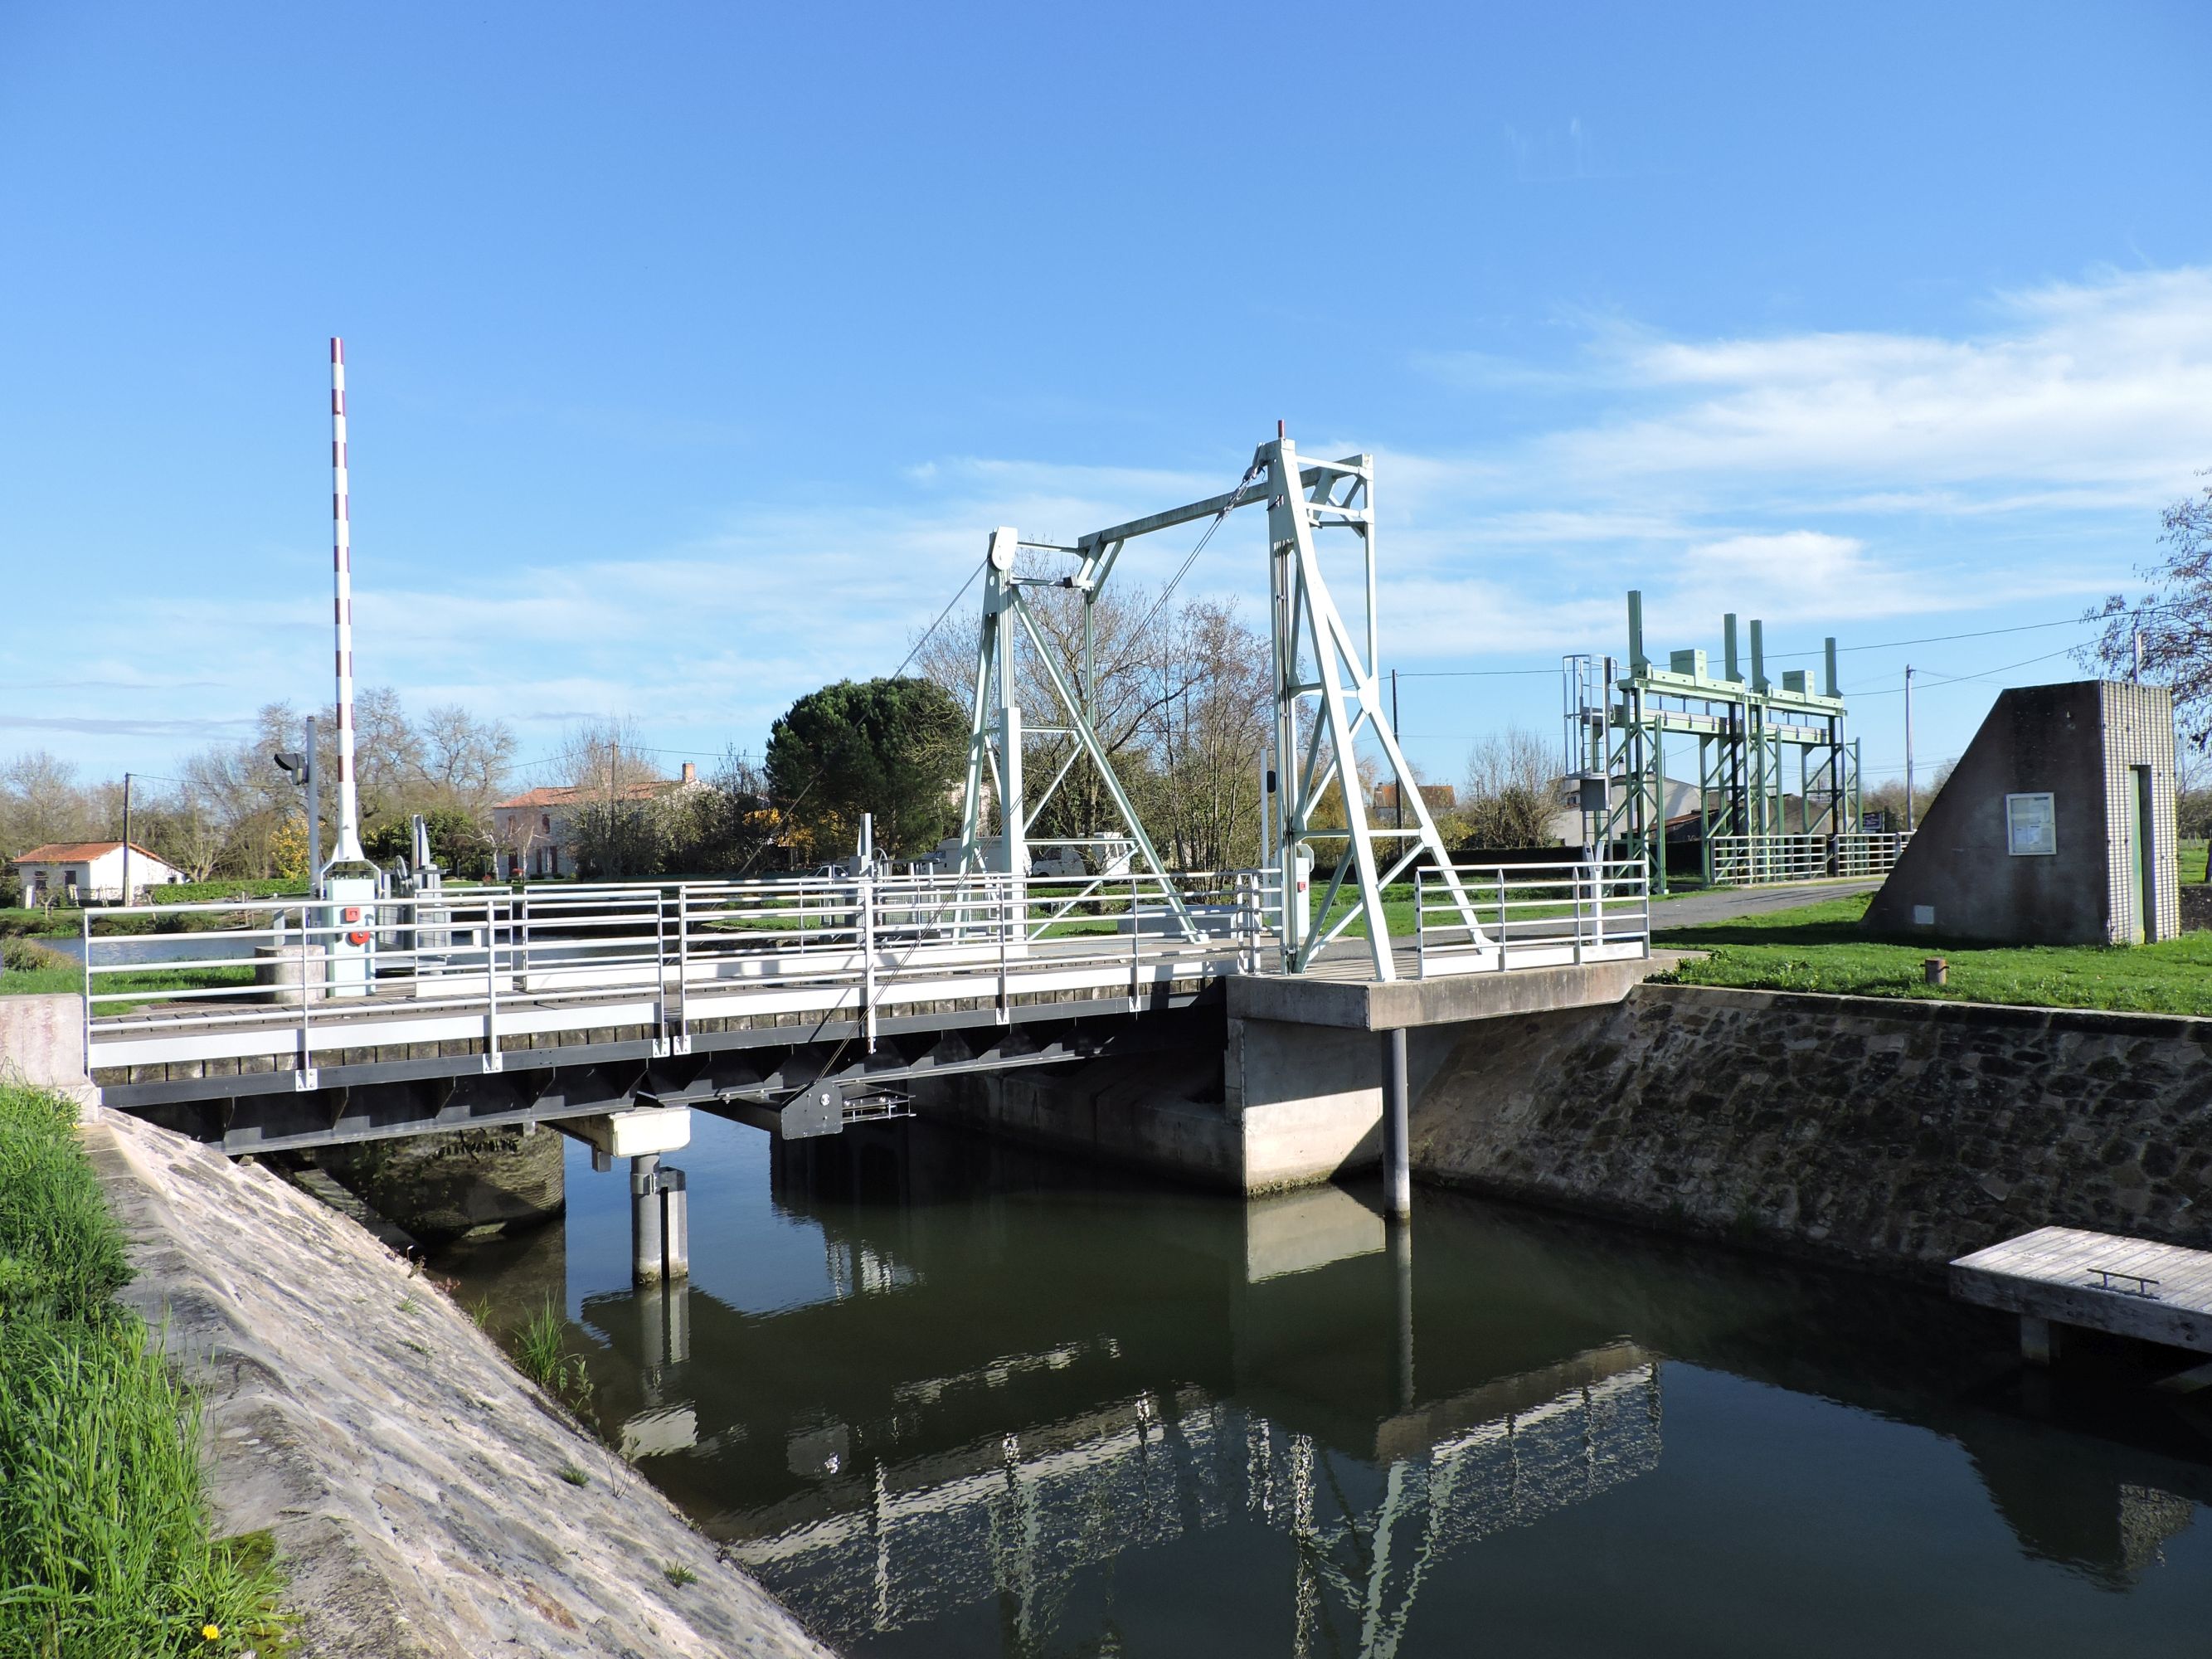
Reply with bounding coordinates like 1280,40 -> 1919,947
80,868 -> 1284,1081
1412,859 -> 1650,980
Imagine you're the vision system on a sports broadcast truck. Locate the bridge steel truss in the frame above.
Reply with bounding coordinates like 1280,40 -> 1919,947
957,432 -> 1480,980
1587,592 -> 1865,894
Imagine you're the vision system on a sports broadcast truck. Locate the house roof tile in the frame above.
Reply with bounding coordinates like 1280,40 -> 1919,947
11,841 -> 166,864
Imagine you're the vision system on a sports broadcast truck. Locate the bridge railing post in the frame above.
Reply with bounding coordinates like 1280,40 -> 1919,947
673,884 -> 689,1046
858,871 -> 877,1053
484,893 -> 502,1073
1128,870 -> 1141,1011
296,895 -> 314,1085
1573,862 -> 1587,966
653,885 -> 668,1047
995,874 -> 1011,1023
1413,869 -> 1426,980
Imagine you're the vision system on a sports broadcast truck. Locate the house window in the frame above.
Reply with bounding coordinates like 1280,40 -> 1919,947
541,814 -> 552,831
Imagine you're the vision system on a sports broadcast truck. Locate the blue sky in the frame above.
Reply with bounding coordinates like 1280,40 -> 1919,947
2,1 -> 2209,795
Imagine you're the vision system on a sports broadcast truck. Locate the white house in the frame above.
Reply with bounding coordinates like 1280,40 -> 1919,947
11,841 -> 187,904
490,763 -> 702,879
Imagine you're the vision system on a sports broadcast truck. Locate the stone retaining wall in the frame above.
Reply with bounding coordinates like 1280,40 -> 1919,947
1412,984 -> 2212,1278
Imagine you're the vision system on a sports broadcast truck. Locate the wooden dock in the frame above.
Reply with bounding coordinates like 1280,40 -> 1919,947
1950,1226 -> 2212,1362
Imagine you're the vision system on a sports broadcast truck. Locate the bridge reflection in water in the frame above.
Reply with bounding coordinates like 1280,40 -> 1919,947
542,1124 -> 1677,1656
440,1118 -> 2212,1657
729,1348 -> 1659,1652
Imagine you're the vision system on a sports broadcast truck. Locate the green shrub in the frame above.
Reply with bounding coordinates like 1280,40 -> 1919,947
148,881 -> 304,907
0,937 -> 70,975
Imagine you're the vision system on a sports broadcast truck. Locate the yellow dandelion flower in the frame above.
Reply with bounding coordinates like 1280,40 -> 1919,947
202,1625 -> 221,1642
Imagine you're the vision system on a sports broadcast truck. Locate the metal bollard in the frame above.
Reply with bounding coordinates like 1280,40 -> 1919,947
1923,956 -> 1948,987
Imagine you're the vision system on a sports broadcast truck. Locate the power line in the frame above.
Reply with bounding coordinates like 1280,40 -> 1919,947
1848,643 -> 2088,698
1770,602 -> 2181,661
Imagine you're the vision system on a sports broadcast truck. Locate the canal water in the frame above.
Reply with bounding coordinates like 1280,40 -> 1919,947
436,1116 -> 2212,1657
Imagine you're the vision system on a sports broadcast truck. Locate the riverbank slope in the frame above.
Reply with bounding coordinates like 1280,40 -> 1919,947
88,1107 -> 834,1659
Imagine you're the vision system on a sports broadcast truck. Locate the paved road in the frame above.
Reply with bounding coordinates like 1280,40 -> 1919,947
1649,878 -> 1881,932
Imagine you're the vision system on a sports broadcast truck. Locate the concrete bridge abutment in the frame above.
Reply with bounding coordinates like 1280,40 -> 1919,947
923,956 -> 1679,1195
309,1121 -> 566,1247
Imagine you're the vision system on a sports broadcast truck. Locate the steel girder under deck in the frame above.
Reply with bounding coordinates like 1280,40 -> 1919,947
114,990 -> 1222,1156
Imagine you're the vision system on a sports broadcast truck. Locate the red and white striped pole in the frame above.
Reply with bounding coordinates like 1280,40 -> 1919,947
328,337 -> 366,867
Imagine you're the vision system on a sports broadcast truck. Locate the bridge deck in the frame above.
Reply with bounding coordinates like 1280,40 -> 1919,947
90,932 -> 1244,1082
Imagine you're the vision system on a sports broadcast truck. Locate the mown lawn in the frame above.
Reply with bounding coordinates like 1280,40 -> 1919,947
0,1084 -> 289,1656
1655,890 -> 2212,1015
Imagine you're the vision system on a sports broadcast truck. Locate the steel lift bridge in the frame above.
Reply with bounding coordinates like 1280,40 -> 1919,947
80,431 -> 1646,1201
954,430 -> 1485,974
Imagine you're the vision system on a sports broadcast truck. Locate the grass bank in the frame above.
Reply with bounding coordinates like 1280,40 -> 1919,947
0,1084 -> 287,1657
1,937 -> 254,1010
1655,891 -> 2212,1016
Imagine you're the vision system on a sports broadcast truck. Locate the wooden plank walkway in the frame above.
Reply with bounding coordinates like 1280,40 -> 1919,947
1950,1226 -> 2212,1356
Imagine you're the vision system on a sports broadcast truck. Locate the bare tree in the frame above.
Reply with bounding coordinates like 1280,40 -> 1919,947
0,751 -> 93,857
1151,598 -> 1271,869
1862,759 -> 1953,832
558,716 -> 669,878
419,703 -> 518,813
2081,476 -> 2212,755
1460,728 -> 1560,849
917,558 -> 1275,868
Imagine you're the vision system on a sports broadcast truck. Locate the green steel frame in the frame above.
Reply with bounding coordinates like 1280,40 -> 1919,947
1591,592 -> 1862,894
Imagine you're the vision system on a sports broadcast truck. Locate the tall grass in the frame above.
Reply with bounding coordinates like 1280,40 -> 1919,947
0,1083 -> 288,1657
512,1297 -> 595,1414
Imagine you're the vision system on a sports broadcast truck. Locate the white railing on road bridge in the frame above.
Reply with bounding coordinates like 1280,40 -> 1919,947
80,856 -> 1659,1080
81,869 -> 1276,1081
1413,859 -> 1651,980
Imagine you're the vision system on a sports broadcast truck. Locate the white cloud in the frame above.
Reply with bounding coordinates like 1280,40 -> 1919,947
1548,266 -> 2212,496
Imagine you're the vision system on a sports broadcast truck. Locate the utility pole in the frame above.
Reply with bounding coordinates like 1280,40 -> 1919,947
120,773 -> 132,905
1903,665 -> 1916,832
2133,626 -> 2145,684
